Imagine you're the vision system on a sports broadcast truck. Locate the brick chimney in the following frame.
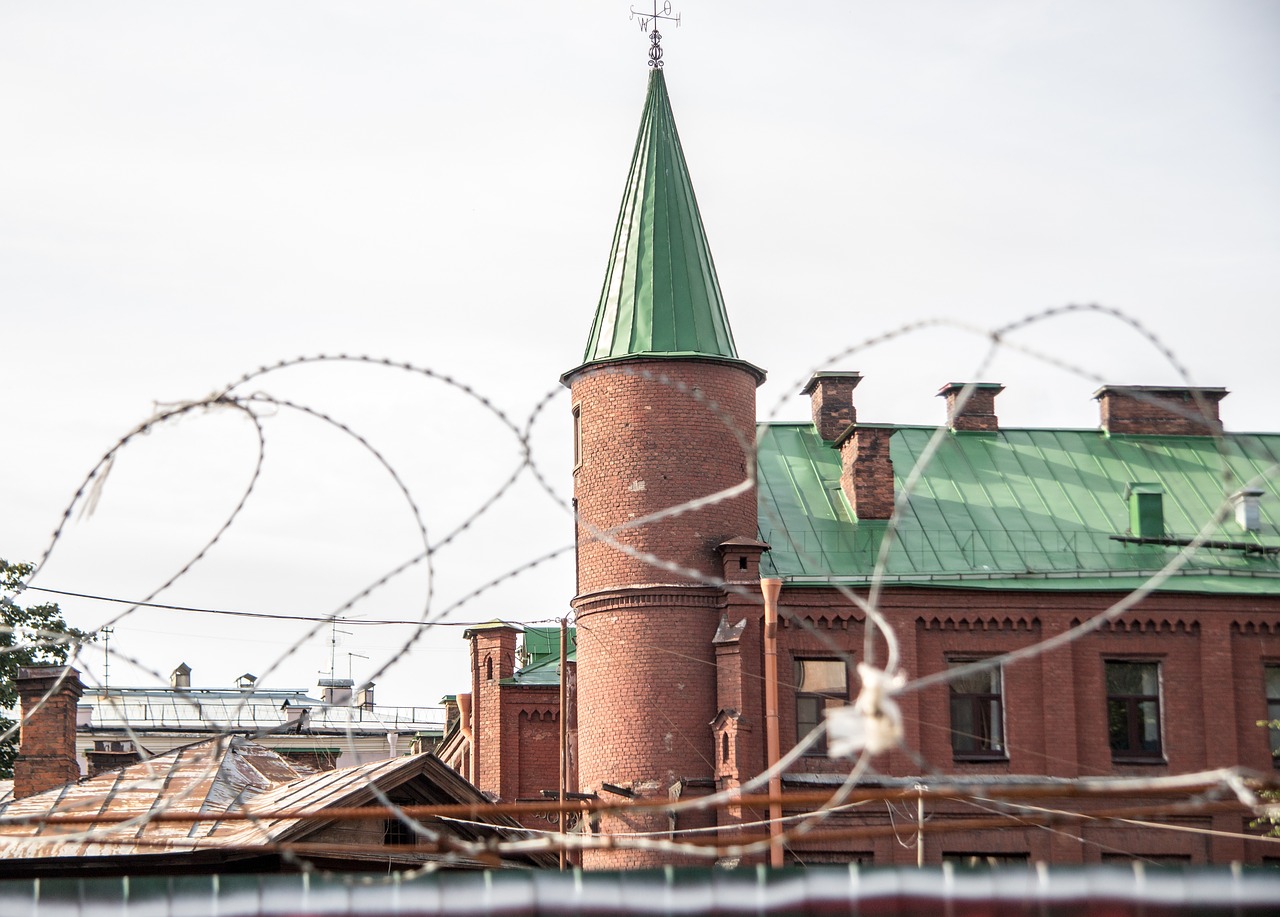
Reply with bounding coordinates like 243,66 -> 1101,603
802,373 -> 862,442
938,382 -> 1004,432
1094,385 -> 1227,436
717,537 -> 771,584
464,623 -> 521,799
14,665 -> 83,799
835,426 -> 896,520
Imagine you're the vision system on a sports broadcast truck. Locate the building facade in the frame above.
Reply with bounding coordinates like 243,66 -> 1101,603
446,68 -> 1280,869
77,664 -> 444,775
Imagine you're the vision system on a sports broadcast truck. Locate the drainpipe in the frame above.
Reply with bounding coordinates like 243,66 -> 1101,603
915,783 -> 926,867
761,577 -> 783,868
559,616 -> 568,871
457,693 -> 475,783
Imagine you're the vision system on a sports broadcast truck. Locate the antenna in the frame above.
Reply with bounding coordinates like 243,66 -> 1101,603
346,651 -> 369,681
630,0 -> 680,68
323,619 -> 353,680
101,626 -> 114,690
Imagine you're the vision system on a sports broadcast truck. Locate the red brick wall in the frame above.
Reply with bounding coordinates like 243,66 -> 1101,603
14,666 -> 83,799
470,628 -> 518,799
568,358 -> 758,594
1096,388 -> 1224,435
755,586 -> 1280,865
805,376 -> 859,442
940,385 -> 1001,431
516,707 -> 559,799
567,356 -> 759,868
838,428 -> 895,520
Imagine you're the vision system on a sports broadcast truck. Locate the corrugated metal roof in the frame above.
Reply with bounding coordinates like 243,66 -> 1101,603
82,688 -> 444,733
2,865 -> 1278,916
577,70 -> 743,368
0,738 -> 539,867
757,423 -> 1280,592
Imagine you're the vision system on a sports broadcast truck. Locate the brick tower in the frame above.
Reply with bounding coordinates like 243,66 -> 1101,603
562,69 -> 765,868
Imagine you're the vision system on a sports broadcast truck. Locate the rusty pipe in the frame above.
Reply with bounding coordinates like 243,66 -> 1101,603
761,576 -> 783,868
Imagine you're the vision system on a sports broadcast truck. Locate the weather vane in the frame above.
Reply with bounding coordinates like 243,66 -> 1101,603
630,1 -> 680,68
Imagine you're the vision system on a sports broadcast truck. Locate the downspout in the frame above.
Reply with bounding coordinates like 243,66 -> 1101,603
761,577 -> 783,868
459,694 -> 475,782
559,616 -> 568,871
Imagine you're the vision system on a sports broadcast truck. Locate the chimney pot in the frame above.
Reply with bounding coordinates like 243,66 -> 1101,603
938,382 -> 1004,432
802,372 -> 862,442
1094,385 -> 1227,436
1232,488 -> 1265,533
835,425 -> 896,520
170,662 -> 192,690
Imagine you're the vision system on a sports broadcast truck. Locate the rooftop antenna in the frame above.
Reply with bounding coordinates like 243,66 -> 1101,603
323,618 -> 353,681
346,651 -> 369,681
631,0 -> 680,68
101,626 -> 114,690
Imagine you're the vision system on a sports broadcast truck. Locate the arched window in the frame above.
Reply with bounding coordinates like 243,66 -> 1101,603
721,731 -> 730,763
485,656 -> 494,681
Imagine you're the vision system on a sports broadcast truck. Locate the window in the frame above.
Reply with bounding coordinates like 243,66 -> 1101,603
383,817 -> 414,846
948,661 -> 1005,759
942,853 -> 1030,869
1106,661 -> 1162,760
485,655 -> 494,681
794,658 -> 848,755
1266,665 -> 1280,766
572,404 -> 583,469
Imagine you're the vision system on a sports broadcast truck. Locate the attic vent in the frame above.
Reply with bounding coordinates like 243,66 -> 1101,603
1126,483 -> 1164,539
1233,488 -> 1264,533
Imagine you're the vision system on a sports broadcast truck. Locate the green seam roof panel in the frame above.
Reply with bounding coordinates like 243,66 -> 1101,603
757,423 -> 1280,594
503,627 -> 577,687
581,69 -> 739,365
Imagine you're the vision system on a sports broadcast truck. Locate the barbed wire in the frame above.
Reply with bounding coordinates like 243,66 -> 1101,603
2,303 -> 1279,874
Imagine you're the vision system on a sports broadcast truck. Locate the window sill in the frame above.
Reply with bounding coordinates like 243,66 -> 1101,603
952,754 -> 1009,763
1110,755 -> 1166,765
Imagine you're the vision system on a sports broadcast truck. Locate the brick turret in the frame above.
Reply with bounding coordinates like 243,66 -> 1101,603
564,68 -> 766,868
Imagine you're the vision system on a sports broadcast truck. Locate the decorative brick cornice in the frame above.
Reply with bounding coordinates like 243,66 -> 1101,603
517,707 -> 559,722
1231,620 -> 1280,636
780,610 -> 864,630
918,615 -> 1040,633
573,585 -> 726,617
1071,617 -> 1200,635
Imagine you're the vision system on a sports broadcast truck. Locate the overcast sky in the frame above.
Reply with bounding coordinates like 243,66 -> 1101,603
2,1 -> 1277,712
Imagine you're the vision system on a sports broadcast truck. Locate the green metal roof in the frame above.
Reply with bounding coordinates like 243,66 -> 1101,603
579,69 -> 740,366
503,627 -> 576,687
757,423 -> 1280,593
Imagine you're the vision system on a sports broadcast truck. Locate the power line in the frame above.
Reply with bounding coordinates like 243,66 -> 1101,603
23,585 -> 544,629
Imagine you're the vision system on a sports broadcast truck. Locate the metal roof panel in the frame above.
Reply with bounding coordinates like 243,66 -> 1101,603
757,423 -> 1280,592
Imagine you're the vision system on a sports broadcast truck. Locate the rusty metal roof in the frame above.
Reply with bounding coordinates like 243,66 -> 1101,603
0,737 -> 547,871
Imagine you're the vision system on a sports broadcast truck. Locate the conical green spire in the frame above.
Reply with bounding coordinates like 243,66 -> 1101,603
581,69 -> 740,365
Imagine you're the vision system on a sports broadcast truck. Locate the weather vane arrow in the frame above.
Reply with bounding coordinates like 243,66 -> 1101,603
630,1 -> 680,68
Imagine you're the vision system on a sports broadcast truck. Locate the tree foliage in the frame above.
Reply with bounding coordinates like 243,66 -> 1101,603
0,560 -> 90,777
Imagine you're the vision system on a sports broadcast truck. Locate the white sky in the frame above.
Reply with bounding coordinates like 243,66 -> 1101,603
2,1 -> 1277,710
